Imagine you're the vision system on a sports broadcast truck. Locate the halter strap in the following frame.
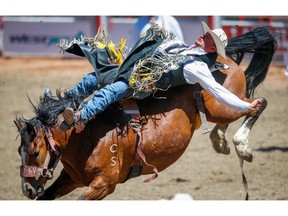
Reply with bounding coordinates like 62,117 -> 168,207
20,149 -> 53,179
20,129 -> 61,179
46,128 -> 61,157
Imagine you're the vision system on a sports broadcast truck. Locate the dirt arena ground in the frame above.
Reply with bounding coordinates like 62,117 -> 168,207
0,56 -> 287,201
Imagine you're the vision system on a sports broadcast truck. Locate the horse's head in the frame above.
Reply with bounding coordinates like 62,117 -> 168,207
13,89 -> 83,199
14,116 -> 61,200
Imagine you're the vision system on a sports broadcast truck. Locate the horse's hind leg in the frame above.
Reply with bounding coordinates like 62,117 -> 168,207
233,98 -> 268,162
209,124 -> 230,155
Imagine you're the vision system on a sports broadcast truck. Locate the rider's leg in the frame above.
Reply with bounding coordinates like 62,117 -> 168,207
66,72 -> 98,100
61,79 -> 133,132
81,79 -> 132,120
43,72 -> 98,100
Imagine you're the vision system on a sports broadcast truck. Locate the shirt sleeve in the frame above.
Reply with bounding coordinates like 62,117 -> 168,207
183,60 -> 250,112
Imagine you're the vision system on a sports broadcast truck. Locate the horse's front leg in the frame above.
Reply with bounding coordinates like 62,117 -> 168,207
233,97 -> 268,162
37,169 -> 80,200
209,124 -> 230,155
78,175 -> 116,200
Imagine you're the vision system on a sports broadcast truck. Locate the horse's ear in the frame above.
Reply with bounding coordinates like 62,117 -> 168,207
14,116 -> 23,132
26,122 -> 36,135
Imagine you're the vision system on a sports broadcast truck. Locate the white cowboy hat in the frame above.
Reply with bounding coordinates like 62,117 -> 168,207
201,21 -> 228,59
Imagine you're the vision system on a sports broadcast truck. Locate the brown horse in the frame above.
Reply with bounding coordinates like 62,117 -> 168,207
14,26 -> 277,200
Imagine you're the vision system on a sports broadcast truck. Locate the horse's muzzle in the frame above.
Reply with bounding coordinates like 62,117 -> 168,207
22,180 -> 45,200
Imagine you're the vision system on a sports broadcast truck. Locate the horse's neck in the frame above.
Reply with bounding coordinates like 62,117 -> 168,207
49,128 -> 68,149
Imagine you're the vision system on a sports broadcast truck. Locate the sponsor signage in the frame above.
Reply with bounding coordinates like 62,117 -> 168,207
3,20 -> 94,57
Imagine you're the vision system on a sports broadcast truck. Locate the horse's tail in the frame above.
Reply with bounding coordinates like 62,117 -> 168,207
225,26 -> 278,98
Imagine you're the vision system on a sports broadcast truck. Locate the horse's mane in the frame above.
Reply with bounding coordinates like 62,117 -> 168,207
226,26 -> 278,97
26,88 -> 126,129
28,89 -> 82,128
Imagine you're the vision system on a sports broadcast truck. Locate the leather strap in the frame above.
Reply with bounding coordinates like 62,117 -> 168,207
193,91 -> 211,134
121,99 -> 159,182
46,128 -> 61,157
136,131 -> 158,183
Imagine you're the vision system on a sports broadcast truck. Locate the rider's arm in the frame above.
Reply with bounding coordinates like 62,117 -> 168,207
183,60 -> 250,112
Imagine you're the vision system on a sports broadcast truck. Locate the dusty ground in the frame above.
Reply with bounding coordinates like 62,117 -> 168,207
0,56 -> 287,201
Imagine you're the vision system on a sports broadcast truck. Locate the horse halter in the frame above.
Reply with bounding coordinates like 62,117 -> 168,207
20,128 -> 61,180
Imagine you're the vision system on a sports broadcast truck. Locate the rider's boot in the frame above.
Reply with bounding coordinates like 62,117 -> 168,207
60,108 -> 87,133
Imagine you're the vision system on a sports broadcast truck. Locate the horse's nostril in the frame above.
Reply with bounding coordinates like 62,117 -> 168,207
24,181 -> 37,199
27,187 -> 37,200
37,186 -> 45,197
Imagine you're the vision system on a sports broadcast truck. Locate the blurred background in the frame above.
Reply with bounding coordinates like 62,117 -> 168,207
0,15 -> 288,67
1,15 -> 288,203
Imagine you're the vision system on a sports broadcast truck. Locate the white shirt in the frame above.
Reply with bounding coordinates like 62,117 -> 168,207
159,39 -> 250,112
182,48 -> 250,112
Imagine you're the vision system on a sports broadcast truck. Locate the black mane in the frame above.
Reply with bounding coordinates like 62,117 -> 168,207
27,89 -> 125,129
29,89 -> 82,128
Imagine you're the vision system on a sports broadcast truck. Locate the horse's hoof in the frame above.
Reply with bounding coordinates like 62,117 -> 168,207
212,140 -> 230,155
222,145 -> 230,155
234,145 -> 253,162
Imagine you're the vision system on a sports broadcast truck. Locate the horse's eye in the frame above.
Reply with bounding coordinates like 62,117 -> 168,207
33,152 -> 40,158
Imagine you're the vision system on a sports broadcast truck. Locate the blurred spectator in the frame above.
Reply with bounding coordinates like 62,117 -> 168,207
129,16 -> 184,46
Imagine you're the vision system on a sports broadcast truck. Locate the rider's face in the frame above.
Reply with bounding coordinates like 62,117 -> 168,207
195,32 -> 217,53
